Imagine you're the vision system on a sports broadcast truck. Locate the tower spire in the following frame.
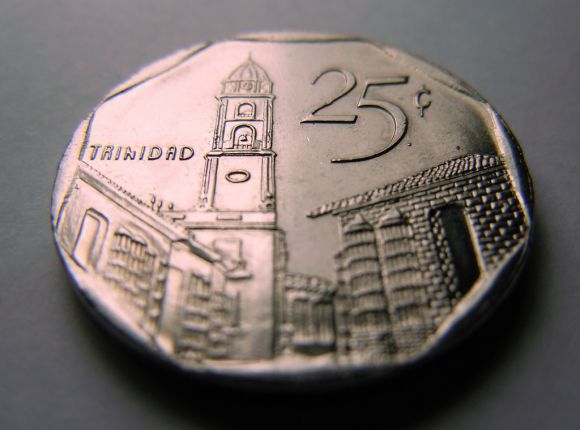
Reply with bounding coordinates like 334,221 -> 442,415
198,57 -> 276,215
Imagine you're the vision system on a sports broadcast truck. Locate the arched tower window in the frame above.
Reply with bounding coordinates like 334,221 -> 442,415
236,102 -> 255,119
232,125 -> 255,149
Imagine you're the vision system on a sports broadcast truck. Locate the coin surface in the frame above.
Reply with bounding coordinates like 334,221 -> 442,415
52,33 -> 533,379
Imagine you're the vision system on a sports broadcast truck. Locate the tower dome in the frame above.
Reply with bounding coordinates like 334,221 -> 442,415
222,56 -> 272,95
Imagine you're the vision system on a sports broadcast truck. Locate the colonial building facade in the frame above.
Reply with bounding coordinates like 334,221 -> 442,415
55,163 -> 240,362
55,57 -> 527,367
309,153 -> 528,361
57,57 -> 338,366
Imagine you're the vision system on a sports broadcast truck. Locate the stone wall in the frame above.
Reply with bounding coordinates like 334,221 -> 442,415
335,155 -> 527,357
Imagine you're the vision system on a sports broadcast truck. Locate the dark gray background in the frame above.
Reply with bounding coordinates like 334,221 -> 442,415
1,1 -> 578,429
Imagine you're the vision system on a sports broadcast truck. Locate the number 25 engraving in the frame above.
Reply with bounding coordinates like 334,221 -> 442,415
301,69 -> 409,163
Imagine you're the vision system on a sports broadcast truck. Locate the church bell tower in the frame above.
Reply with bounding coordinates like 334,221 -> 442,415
177,56 -> 278,360
199,56 -> 276,217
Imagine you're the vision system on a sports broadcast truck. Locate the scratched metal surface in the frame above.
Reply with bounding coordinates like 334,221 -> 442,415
1,1 -> 579,429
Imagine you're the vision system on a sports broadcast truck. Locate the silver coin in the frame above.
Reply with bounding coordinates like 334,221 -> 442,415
51,33 -> 533,380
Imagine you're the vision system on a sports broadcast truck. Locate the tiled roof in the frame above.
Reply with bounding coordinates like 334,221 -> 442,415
79,162 -> 155,213
76,162 -> 221,261
308,154 -> 502,218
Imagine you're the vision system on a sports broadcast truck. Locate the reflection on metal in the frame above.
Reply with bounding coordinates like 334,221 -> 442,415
52,34 -> 532,377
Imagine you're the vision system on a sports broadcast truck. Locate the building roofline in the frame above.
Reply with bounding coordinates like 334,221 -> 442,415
76,162 -> 222,262
307,154 -> 503,218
